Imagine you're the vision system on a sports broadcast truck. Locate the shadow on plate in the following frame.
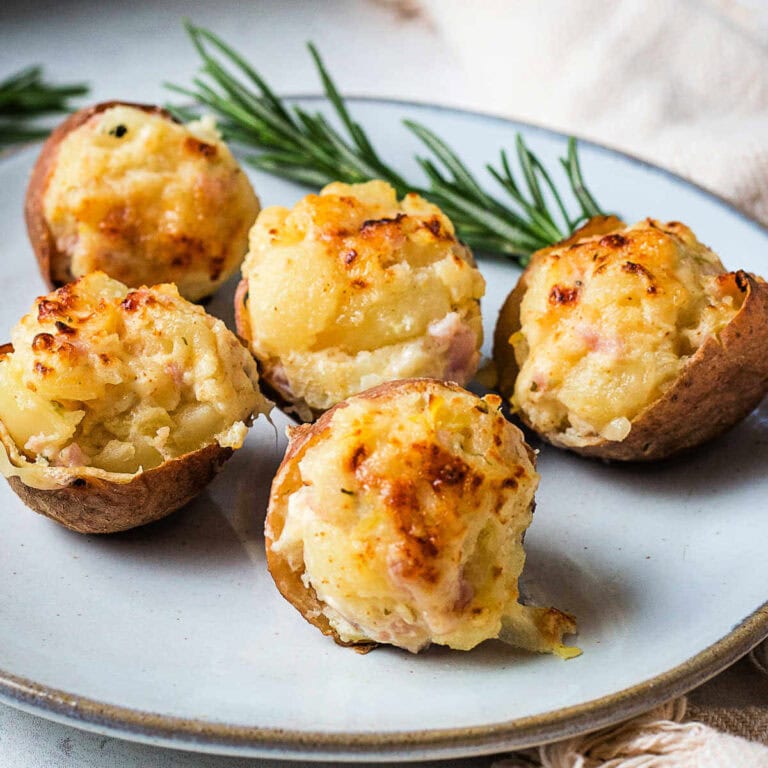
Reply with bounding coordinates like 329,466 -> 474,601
537,395 -> 768,502
66,492 -> 253,572
372,542 -> 640,669
65,433 -> 285,570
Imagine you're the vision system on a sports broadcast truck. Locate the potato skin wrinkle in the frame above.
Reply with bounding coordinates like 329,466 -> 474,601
236,180 -> 485,421
25,102 -> 260,301
0,272 -> 271,533
493,217 -> 768,461
266,379 -> 577,656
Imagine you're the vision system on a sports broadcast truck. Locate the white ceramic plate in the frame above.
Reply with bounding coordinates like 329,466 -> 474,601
0,98 -> 766,762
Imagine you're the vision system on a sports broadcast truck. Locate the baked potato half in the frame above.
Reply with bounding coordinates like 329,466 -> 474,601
266,378 -> 577,655
235,180 -> 485,422
0,272 -> 271,533
25,101 -> 260,301
493,217 -> 768,461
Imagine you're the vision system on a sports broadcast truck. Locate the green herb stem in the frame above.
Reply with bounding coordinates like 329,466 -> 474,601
0,66 -> 88,149
171,22 -> 608,264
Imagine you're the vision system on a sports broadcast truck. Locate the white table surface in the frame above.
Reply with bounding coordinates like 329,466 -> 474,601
0,2 -> 762,766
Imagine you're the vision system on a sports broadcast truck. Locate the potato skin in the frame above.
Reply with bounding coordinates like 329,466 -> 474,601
574,270 -> 768,460
264,382 -> 404,649
264,379 -> 573,653
4,438 -> 232,535
25,101 -> 258,301
24,102 -> 174,291
238,181 -> 484,421
0,336 -> 240,534
493,220 -> 768,461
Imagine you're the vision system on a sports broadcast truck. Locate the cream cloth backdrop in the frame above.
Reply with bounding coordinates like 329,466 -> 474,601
419,0 -> 768,226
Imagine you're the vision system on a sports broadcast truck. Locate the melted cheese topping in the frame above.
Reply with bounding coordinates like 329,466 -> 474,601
243,181 -> 485,415
512,220 -> 744,444
0,272 -> 269,476
271,383 -> 576,654
43,107 -> 260,300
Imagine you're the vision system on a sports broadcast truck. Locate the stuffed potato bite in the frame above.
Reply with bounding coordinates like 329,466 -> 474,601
493,217 -> 768,461
25,102 -> 260,301
266,378 -> 577,655
235,180 -> 485,421
0,272 -> 271,533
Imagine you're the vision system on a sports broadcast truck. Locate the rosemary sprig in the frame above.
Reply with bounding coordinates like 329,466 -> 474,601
171,22 -> 608,263
0,66 -> 88,149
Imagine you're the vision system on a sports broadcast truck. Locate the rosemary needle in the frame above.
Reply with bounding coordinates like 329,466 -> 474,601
170,22 -> 608,264
0,66 -> 88,149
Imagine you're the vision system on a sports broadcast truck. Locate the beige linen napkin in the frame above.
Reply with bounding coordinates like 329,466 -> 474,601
495,697 -> 768,767
486,644 -> 768,766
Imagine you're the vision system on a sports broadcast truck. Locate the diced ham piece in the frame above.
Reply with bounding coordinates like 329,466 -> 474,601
576,324 -> 623,356
427,313 -> 479,384
269,362 -> 295,401
166,362 -> 185,389
453,572 -> 475,611
54,442 -> 90,467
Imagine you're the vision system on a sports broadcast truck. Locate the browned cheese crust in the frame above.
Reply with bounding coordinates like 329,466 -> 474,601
24,102 -> 174,290
263,381 -> 417,650
0,269 -> 266,533
264,378 -> 554,652
493,217 -> 768,461
494,217 -> 623,404
0,336 -> 237,534
238,181 -> 485,422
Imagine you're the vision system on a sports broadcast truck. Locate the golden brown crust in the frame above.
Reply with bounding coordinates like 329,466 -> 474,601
493,217 -> 625,406
0,337 -> 243,534
239,181 -> 484,420
4,440 -> 233,534
494,253 -> 768,460
265,378 -> 472,649
569,271 -> 768,460
25,102 -> 175,290
555,215 -> 625,247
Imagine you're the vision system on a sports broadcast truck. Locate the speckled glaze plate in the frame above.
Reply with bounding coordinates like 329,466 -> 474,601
0,99 -> 767,762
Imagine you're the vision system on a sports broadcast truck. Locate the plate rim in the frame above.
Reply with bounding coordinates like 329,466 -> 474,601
1,96 -> 767,761
1,605 -> 766,760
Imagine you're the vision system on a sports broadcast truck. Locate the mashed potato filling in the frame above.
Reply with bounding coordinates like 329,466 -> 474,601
512,220 -> 744,445
42,106 -> 259,300
243,181 -> 485,416
270,384 -> 576,654
0,272 -> 267,481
